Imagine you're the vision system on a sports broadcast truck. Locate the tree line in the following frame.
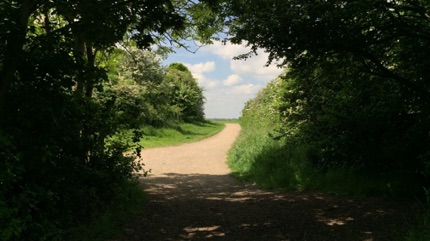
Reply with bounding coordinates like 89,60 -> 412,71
224,0 -> 430,190
0,1 -> 218,240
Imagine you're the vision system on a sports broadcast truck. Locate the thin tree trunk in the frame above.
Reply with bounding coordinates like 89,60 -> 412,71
0,0 -> 34,124
74,36 -> 86,93
85,43 -> 96,98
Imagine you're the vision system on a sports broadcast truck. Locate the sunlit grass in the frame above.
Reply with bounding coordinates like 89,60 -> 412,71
228,123 -> 419,196
139,121 -> 225,148
111,120 -> 225,151
229,106 -> 427,240
227,84 -> 417,197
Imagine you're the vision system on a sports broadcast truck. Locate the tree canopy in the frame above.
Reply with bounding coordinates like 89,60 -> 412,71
224,0 -> 430,95
2,0 -> 430,239
0,1 -> 217,240
0,0 -> 223,118
222,0 -> 430,188
165,63 -> 206,121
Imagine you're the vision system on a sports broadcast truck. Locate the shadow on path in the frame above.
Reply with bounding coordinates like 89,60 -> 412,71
122,173 -> 412,241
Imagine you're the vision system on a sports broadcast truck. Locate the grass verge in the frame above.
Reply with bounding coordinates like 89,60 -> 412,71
228,112 -> 420,197
227,80 -> 420,197
229,79 -> 428,240
229,118 -> 423,197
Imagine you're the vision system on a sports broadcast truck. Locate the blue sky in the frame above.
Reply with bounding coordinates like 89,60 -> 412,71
163,41 -> 284,119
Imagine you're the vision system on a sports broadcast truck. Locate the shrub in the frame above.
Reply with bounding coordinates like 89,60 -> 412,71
0,77 -> 142,240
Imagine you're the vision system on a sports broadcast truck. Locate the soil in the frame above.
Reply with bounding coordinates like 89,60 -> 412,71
118,123 -> 415,241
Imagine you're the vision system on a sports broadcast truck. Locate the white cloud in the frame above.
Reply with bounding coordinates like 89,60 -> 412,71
206,80 -> 218,89
203,88 -> 254,119
223,74 -> 242,86
202,83 -> 264,119
184,61 -> 218,89
202,41 -> 284,82
231,84 -> 263,95
176,56 -> 272,118
166,42 -> 285,118
201,41 -> 251,60
230,56 -> 282,82
185,61 -> 216,73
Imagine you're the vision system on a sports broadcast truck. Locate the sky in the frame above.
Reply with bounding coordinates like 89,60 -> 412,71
163,41 -> 284,119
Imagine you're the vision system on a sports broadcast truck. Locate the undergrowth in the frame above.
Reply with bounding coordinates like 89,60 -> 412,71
68,180 -> 147,241
68,121 -> 224,240
229,78 -> 430,240
228,79 -> 419,197
401,189 -> 430,241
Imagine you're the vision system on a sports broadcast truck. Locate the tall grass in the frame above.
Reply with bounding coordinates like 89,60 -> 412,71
228,78 -> 430,240
227,80 -> 314,190
228,116 -> 316,191
228,79 -> 415,196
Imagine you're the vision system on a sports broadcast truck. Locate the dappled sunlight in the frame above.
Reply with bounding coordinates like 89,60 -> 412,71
319,217 -> 354,226
120,172 -> 413,241
121,124 -> 414,240
183,225 -> 226,239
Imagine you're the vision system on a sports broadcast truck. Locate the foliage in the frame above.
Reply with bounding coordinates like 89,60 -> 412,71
98,47 -> 182,128
225,1 -> 430,238
279,57 -> 428,179
0,1 -> 221,240
98,51 -> 206,129
118,47 -> 165,86
228,79 -> 312,190
229,77 -> 421,196
224,0 -> 430,94
165,63 -> 206,121
0,78 -> 143,241
224,0 -> 430,192
228,79 -> 321,190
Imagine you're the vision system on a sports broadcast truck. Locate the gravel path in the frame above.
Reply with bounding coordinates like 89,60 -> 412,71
121,123 -> 413,241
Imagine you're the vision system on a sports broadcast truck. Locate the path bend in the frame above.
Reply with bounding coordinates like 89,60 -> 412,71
121,123 -> 412,241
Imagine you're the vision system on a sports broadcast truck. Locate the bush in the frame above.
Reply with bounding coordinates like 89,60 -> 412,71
0,77 -> 142,240
165,63 -> 205,122
277,58 -> 430,193
229,76 -> 426,196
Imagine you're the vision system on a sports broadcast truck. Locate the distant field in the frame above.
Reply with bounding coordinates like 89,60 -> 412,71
139,121 -> 225,148
208,118 -> 240,123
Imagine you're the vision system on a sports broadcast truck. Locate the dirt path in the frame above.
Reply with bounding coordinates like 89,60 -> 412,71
122,123 -> 413,241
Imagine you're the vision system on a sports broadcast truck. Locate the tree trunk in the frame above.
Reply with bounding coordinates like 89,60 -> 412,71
0,0 -> 34,124
85,43 -> 96,98
74,36 -> 86,93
